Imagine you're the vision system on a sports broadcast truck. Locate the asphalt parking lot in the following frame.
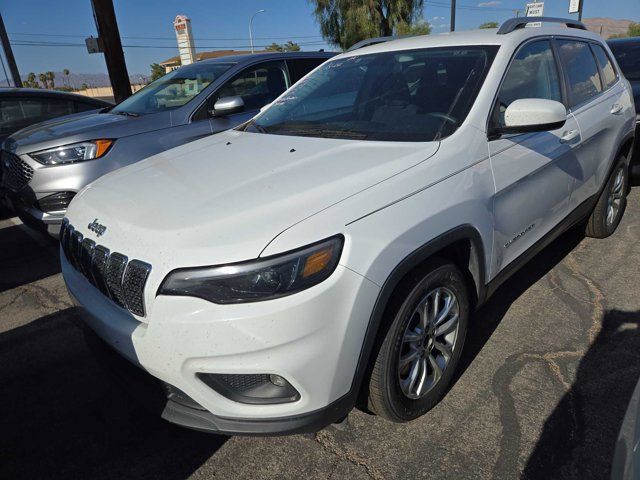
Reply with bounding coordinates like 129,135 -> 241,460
1,189 -> 639,480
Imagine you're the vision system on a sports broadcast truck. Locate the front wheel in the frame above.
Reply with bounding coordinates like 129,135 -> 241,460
367,261 -> 469,422
586,156 -> 629,238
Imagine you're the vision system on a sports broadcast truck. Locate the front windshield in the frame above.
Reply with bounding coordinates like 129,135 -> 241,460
609,41 -> 640,81
246,46 -> 498,142
112,62 -> 235,115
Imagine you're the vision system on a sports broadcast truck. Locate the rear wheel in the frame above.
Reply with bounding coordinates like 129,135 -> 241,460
367,261 -> 469,422
586,156 -> 629,238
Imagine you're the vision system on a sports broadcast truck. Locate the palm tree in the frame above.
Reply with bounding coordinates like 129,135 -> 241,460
26,72 -> 37,88
63,68 -> 70,88
46,71 -> 55,89
38,73 -> 47,89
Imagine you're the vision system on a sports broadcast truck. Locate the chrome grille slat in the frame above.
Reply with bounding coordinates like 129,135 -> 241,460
59,221 -> 151,317
1,151 -> 34,192
105,252 -> 128,309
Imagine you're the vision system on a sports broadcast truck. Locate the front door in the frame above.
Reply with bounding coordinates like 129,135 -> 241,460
488,39 -> 581,276
208,60 -> 290,133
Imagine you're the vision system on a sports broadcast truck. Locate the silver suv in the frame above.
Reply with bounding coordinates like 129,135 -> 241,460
0,52 -> 333,237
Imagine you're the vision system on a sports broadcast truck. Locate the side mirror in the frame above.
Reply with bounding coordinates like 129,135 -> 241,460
211,96 -> 245,117
501,98 -> 566,135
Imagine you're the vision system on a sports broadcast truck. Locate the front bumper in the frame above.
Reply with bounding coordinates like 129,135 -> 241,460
0,150 -> 115,237
62,248 -> 380,434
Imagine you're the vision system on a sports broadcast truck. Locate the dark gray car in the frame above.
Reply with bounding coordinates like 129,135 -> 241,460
0,51 -> 334,236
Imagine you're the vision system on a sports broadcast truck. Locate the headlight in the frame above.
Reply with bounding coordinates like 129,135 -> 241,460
29,139 -> 113,165
158,236 -> 344,304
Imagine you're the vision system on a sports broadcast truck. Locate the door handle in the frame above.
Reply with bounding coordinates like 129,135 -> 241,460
611,103 -> 624,115
560,129 -> 580,144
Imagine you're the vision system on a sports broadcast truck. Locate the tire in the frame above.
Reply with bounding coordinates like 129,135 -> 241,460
367,260 -> 469,422
585,155 -> 629,238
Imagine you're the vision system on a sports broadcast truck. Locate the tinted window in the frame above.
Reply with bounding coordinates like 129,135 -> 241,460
591,44 -> 618,89
0,97 -> 74,135
493,40 -> 562,128
75,102 -> 101,113
111,62 -> 234,115
216,61 -> 289,110
557,40 -> 602,107
608,40 -> 640,81
246,46 -> 498,142
287,58 -> 328,83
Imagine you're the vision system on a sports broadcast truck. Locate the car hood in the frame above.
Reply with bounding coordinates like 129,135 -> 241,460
67,129 -> 439,270
5,110 -> 171,154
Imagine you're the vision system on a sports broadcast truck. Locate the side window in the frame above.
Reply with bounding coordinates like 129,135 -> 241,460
591,43 -> 618,89
493,40 -> 562,128
75,102 -> 101,113
0,98 -> 45,134
42,98 -> 75,117
557,40 -> 603,108
215,61 -> 289,111
287,58 -> 327,83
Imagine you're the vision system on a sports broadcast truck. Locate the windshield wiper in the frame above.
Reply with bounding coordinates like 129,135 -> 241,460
113,110 -> 139,117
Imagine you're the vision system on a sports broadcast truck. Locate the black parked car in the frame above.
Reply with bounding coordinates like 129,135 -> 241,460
608,37 -> 640,177
0,88 -> 111,144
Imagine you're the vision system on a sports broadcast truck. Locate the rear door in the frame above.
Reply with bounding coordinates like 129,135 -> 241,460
556,39 -> 626,210
488,39 -> 581,273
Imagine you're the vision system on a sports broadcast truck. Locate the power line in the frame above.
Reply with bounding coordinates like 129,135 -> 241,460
9,31 -> 325,41
10,39 -> 328,50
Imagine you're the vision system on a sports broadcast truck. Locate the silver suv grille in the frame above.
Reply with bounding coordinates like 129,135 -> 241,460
60,219 -> 152,317
1,151 -> 34,192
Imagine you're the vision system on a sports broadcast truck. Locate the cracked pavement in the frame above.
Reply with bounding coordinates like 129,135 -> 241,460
1,189 -> 639,479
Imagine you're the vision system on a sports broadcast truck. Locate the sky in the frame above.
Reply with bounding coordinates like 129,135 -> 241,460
1,0 -> 639,78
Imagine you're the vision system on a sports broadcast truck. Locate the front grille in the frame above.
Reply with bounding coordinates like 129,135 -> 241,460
1,151 -> 34,192
61,219 -> 152,317
36,191 -> 76,213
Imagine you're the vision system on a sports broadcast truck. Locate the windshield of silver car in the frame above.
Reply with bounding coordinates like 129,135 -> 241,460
111,62 -> 235,115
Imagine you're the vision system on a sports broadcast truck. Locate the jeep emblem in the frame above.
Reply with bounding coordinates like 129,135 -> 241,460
87,218 -> 107,237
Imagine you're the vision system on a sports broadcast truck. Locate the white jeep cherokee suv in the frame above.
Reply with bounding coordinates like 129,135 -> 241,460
61,18 -> 636,435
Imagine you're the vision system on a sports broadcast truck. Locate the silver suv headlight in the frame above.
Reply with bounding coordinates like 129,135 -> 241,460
29,139 -> 114,165
158,236 -> 344,304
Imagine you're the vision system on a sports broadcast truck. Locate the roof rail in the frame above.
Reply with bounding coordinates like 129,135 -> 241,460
497,17 -> 587,35
347,36 -> 399,52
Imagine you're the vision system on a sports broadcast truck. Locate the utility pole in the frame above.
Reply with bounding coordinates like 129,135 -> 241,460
450,0 -> 456,32
578,0 -> 584,21
0,12 -> 22,87
91,0 -> 131,103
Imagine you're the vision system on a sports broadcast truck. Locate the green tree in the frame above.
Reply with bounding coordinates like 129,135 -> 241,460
479,21 -> 499,29
265,40 -> 302,52
309,0 -> 425,50
62,68 -> 70,87
45,71 -> 55,89
38,73 -> 47,88
396,20 -> 431,36
25,72 -> 38,88
150,63 -> 165,81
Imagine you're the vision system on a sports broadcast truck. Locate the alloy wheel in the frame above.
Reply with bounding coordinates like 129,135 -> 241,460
398,286 -> 460,399
606,167 -> 625,227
